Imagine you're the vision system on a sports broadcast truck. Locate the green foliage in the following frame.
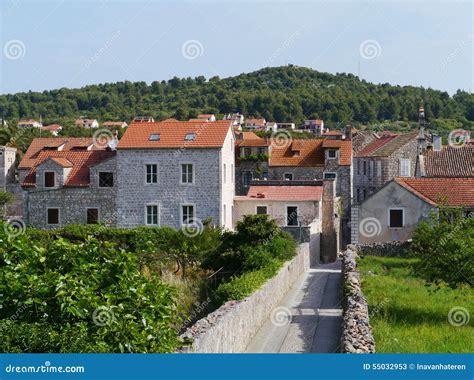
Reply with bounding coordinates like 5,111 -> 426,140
1,66 -> 472,138
0,224 -> 181,353
0,191 -> 14,207
359,256 -> 473,353
410,214 -> 474,289
239,153 -> 270,162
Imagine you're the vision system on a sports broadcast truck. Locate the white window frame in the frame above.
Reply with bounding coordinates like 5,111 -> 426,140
145,204 -> 160,226
399,159 -> 411,177
180,163 -> 194,185
285,205 -> 299,227
323,172 -> 337,180
98,171 -> 114,188
283,172 -> 293,181
327,149 -> 337,159
145,163 -> 158,184
388,208 -> 405,228
255,205 -> 268,215
181,203 -> 196,226
46,207 -> 60,225
44,171 -> 56,188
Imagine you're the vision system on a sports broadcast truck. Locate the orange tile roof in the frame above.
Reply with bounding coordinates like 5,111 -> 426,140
19,138 -> 102,169
103,121 -> 127,127
356,132 -> 417,157
395,177 -> 474,207
236,185 -> 323,201
41,124 -> 63,131
269,139 -> 352,167
22,150 -> 116,188
245,118 -> 266,126
118,120 -> 233,149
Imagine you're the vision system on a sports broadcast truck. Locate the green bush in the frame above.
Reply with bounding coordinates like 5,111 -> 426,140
0,225 -> 181,353
214,261 -> 281,304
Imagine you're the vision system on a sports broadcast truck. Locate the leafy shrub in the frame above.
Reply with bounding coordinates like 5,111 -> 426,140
410,214 -> 474,288
0,225 -> 181,353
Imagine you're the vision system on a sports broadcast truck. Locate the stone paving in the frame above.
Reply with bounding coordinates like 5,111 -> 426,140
245,260 -> 343,353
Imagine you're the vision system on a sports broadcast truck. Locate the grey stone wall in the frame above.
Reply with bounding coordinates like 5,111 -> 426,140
341,245 -> 376,353
179,243 -> 310,353
116,149 -> 222,228
358,241 -> 411,257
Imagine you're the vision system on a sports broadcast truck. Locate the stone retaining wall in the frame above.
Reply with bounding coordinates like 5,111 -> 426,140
340,244 -> 375,353
358,240 -> 411,257
179,243 -> 310,353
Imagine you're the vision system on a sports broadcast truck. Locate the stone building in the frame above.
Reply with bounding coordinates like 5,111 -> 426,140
0,146 -> 17,190
353,131 -> 420,204
115,119 -> 235,230
352,177 -> 474,244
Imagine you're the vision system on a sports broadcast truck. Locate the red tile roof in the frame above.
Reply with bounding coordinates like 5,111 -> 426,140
41,124 -> 63,132
356,131 -> 418,157
237,185 -> 323,201
269,139 -> 352,167
422,146 -> 474,178
103,121 -> 127,127
245,118 -> 266,126
395,177 -> 474,207
118,120 -> 233,149
19,138 -> 102,169
22,150 -> 116,188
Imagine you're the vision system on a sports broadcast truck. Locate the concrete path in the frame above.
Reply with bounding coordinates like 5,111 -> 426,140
245,260 -> 343,353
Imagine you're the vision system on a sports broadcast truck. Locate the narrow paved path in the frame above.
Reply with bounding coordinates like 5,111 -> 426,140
245,260 -> 343,353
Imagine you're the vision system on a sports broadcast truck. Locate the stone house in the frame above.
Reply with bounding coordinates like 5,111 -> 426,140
115,119 -> 235,230
353,131 -> 420,204
352,177 -> 474,244
21,150 -> 117,229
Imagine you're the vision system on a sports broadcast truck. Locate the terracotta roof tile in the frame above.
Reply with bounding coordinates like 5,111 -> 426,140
118,120 -> 232,149
236,185 -> 323,201
423,146 -> 474,177
22,150 -> 115,188
356,132 -> 417,157
395,177 -> 474,207
19,138 -> 103,169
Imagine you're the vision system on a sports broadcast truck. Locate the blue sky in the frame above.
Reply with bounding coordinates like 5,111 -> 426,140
0,0 -> 472,95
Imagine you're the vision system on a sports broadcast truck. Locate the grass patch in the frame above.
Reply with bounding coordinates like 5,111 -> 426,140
358,256 -> 473,353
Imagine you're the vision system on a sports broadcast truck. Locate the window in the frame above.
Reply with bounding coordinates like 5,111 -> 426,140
356,188 -> 360,203
184,133 -> 196,141
369,161 -> 373,179
149,134 -> 160,141
324,172 -> 337,179
146,164 -> 158,184
284,173 -> 293,181
223,164 -> 227,183
99,172 -> 114,187
146,205 -> 159,225
363,161 -> 367,175
286,206 -> 299,226
363,188 -> 367,200
243,171 -> 253,187
87,208 -> 99,224
327,149 -> 337,159
182,205 -> 195,225
389,209 -> 404,228
243,148 -> 251,157
257,147 -> 266,155
44,171 -> 55,188
47,208 -> 59,225
181,164 -> 194,184
256,206 -> 268,215
376,161 -> 382,176
399,159 -> 411,177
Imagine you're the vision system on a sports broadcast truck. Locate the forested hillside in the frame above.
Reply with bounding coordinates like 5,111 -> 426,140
1,65 -> 472,129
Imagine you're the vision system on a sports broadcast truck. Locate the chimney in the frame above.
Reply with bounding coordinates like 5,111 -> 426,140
344,125 -> 352,140
433,135 -> 442,151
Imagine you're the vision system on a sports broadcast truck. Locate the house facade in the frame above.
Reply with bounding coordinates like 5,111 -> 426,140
352,177 -> 474,244
75,119 -> 99,128
353,131 -> 420,203
0,146 -> 17,190
17,119 -> 42,129
115,119 -> 235,230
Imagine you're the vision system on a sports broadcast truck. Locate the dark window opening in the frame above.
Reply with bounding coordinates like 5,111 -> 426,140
389,209 -> 403,228
99,172 -> 114,187
87,208 -> 99,224
44,172 -> 55,187
256,206 -> 268,215
47,208 -> 59,224
287,206 -> 299,226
